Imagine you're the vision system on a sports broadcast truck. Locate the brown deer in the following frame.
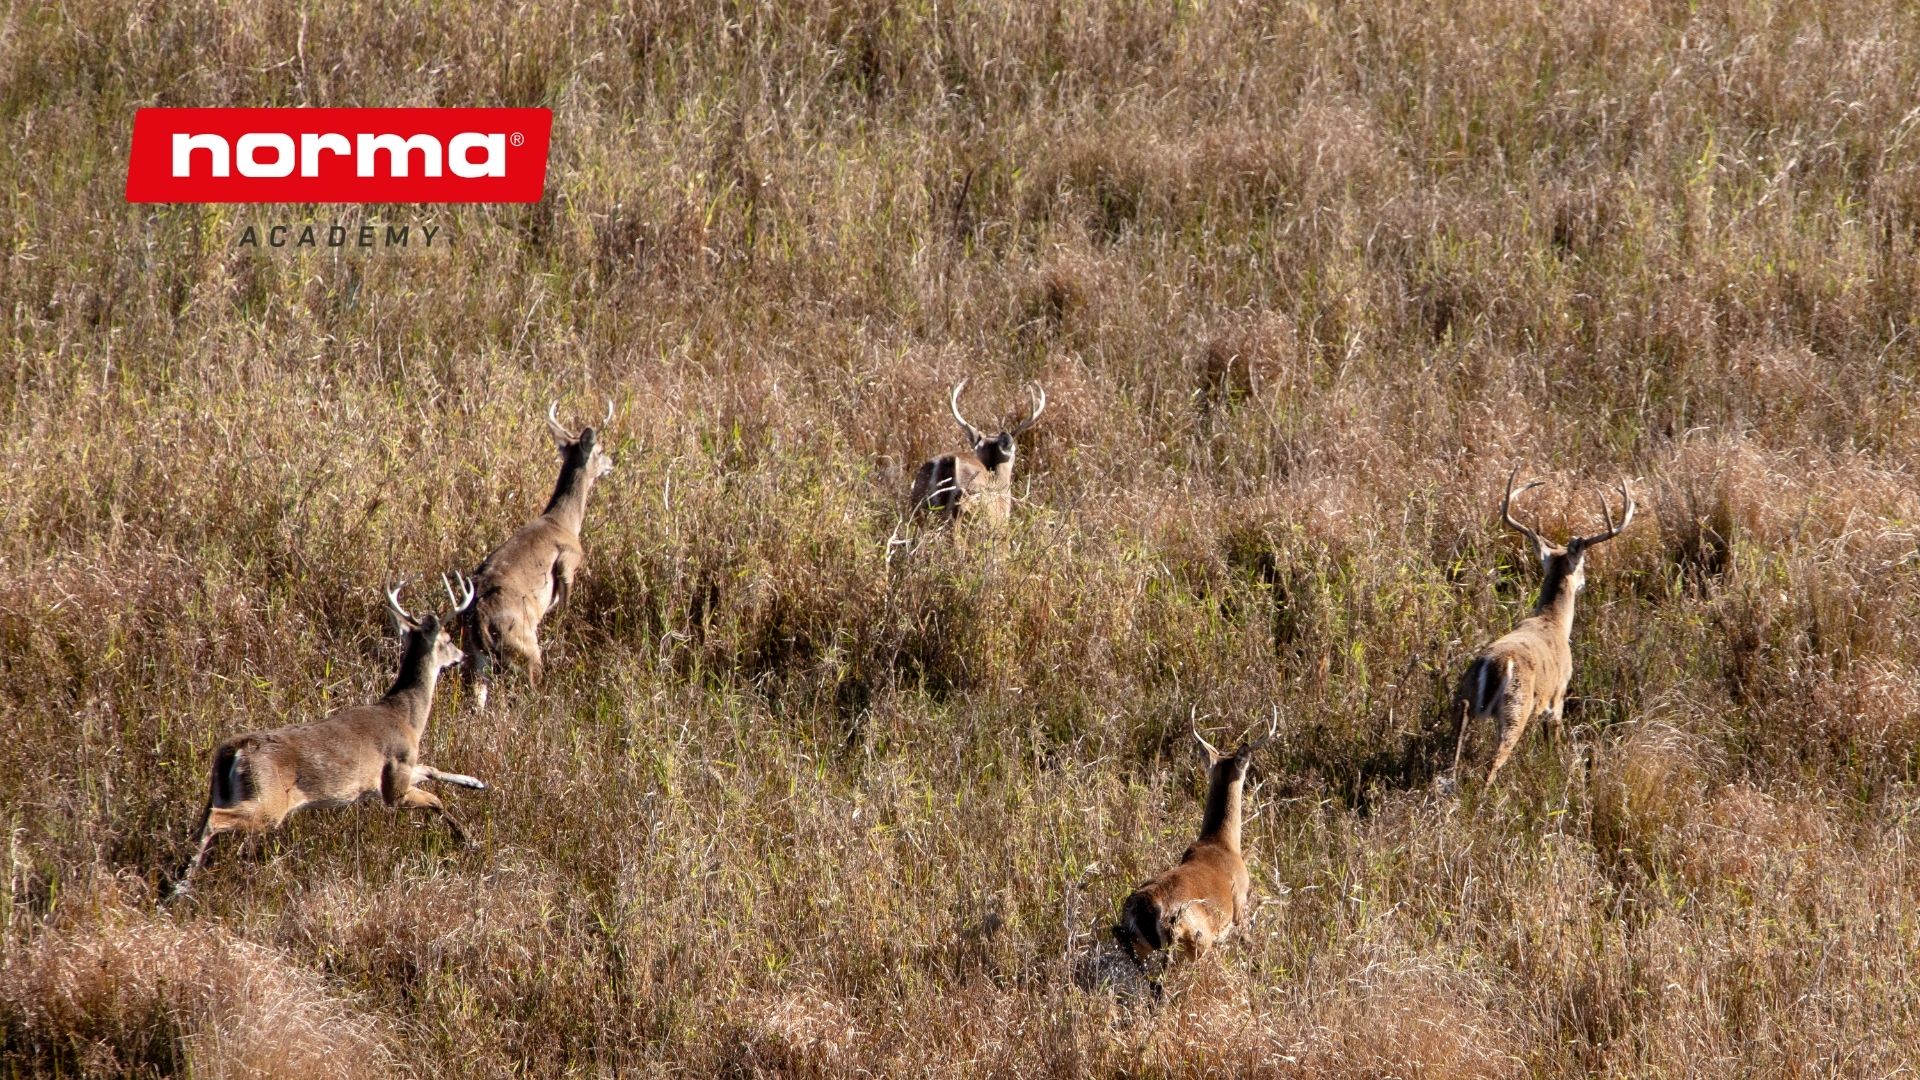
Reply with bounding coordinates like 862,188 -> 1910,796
1113,718 -> 1274,982
457,400 -> 615,707
171,579 -> 484,898
1455,467 -> 1635,786
907,379 -> 1045,529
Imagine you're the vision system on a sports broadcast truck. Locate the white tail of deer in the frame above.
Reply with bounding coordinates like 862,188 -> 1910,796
170,578 -> 485,899
457,399 -> 615,707
1113,715 -> 1275,986
1455,467 -> 1635,786
907,379 -> 1045,532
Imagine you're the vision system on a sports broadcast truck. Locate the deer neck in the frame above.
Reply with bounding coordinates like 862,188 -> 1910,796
1198,769 -> 1244,853
542,460 -> 596,534
383,643 -> 442,727
971,456 -> 1014,492
1532,567 -> 1581,637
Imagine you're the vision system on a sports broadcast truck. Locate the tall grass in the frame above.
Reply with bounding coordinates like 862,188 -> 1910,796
5,0 -> 1920,1074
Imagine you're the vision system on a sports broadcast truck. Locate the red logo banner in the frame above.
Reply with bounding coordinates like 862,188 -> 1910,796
126,108 -> 552,203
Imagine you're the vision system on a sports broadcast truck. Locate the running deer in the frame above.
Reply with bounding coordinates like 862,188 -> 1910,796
908,379 -> 1045,529
171,579 -> 485,898
457,400 -> 615,707
1455,468 -> 1635,786
1113,718 -> 1274,981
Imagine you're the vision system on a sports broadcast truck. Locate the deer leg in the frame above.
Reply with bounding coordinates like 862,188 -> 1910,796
1484,695 -> 1535,787
498,625 -> 543,690
463,654 -> 489,711
461,613 -> 501,711
1544,690 -> 1567,746
391,784 -> 472,846
169,804 -> 269,899
414,764 -> 488,790
1452,698 -> 1472,776
170,817 -> 221,899
1173,929 -> 1213,971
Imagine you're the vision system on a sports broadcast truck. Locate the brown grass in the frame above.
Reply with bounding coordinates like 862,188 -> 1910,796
7,0 -> 1920,1074
1,877 -> 392,1078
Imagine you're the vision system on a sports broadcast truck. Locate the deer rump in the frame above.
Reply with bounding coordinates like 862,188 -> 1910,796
1112,848 -> 1244,962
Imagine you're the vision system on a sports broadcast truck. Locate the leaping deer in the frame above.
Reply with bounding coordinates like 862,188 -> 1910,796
457,400 -> 615,707
907,379 -> 1045,530
171,578 -> 485,898
1455,467 -> 1635,786
1113,717 -> 1274,984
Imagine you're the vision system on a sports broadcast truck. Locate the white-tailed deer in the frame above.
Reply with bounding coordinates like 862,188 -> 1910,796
1113,718 -> 1274,983
908,379 -> 1045,529
1455,468 -> 1635,786
171,579 -> 485,898
457,400 -> 615,707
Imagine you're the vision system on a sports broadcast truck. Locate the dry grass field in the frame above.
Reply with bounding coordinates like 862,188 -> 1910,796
7,0 -> 1920,1075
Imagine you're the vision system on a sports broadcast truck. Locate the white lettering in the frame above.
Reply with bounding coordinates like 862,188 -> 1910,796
299,132 -> 351,176
236,133 -> 296,177
449,133 -> 506,178
172,133 -> 230,177
356,133 -> 442,178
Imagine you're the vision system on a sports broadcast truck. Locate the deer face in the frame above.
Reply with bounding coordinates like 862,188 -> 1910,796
421,617 -> 466,671
970,430 -> 1017,471
949,378 -> 1045,471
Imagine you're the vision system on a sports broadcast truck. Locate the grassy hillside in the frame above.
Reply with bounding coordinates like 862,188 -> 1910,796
6,0 -> 1920,1074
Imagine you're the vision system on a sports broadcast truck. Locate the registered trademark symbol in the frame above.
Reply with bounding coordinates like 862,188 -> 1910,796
511,132 -> 524,147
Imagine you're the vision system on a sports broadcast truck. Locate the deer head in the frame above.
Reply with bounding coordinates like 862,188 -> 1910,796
1500,466 -> 1635,597
386,578 -> 470,675
1193,712 -> 1277,788
547,399 -> 616,483
949,379 -> 1045,473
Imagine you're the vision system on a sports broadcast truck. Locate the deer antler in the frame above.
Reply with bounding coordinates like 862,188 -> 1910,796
442,570 -> 476,614
1241,707 -> 1280,753
386,582 -> 419,629
546,401 -> 572,443
1500,466 -> 1549,547
949,378 -> 981,443
1193,712 -> 1223,760
1010,382 -> 1047,436
601,398 -> 615,428
1574,479 -> 1635,547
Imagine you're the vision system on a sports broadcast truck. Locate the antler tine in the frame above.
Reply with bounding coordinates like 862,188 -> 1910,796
386,582 -> 418,627
442,570 -> 476,614
546,400 -> 572,442
949,378 -> 980,440
1192,708 -> 1223,760
1241,707 -> 1280,753
1500,465 -> 1548,545
602,398 -> 615,428
1577,478 -> 1636,547
1011,382 -> 1047,436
